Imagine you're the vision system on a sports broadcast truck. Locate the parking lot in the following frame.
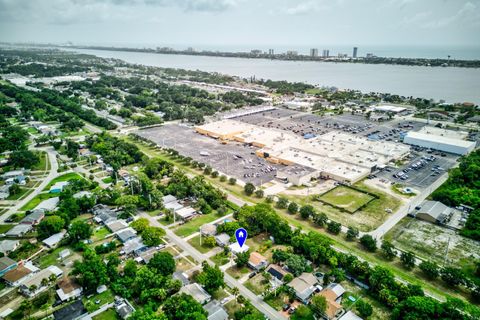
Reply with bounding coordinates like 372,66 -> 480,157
377,149 -> 458,189
135,124 -> 283,186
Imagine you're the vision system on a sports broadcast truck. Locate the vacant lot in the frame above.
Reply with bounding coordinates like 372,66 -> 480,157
385,217 -> 480,274
319,186 -> 374,213
173,214 -> 221,237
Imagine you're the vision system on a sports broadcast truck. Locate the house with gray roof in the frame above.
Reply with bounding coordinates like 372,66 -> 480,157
180,283 -> 211,304
116,228 -> 137,243
415,200 -> 453,224
204,300 -> 228,320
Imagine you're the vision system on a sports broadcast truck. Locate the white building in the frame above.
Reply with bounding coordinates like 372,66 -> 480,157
403,127 -> 476,155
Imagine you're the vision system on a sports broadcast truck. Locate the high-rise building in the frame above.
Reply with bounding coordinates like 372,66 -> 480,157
353,47 -> 358,58
286,50 -> 298,56
310,48 -> 319,57
268,49 -> 274,55
322,49 -> 330,58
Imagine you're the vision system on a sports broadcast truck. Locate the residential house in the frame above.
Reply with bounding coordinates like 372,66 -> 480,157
73,191 -> 93,199
93,204 -> 118,224
248,252 -> 268,271
339,311 -> 363,320
215,233 -> 230,247
173,271 -> 190,286
2,263 -> 38,286
122,237 -> 147,255
56,277 -> 83,302
20,265 -> 63,297
136,247 -> 159,264
266,264 -> 289,281
5,224 -> 32,237
229,242 -> 249,255
200,224 -> 217,237
106,220 -> 128,233
20,209 -> 45,225
49,181 -> 70,193
0,256 -> 17,277
115,298 -> 135,319
180,283 -> 211,304
0,185 -> 10,200
288,273 -> 318,304
0,240 -> 20,255
316,283 -> 346,320
204,300 -> 228,320
42,231 -> 66,248
2,170 -> 26,181
164,200 -> 183,212
34,197 -> 60,211
162,195 -> 177,204
58,249 -> 71,260
116,228 -> 137,243
175,207 -> 196,221
53,300 -> 88,320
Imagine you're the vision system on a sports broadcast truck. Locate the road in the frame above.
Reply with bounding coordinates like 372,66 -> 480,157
139,212 -> 285,320
369,172 -> 449,239
0,147 -> 63,223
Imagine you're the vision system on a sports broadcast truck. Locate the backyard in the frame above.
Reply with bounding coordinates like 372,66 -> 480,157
318,185 -> 375,213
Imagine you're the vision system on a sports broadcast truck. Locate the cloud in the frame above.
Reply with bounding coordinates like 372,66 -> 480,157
421,1 -> 480,28
280,0 -> 330,16
0,0 -> 240,25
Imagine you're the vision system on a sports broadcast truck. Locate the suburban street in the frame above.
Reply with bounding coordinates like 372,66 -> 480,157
140,212 -> 286,320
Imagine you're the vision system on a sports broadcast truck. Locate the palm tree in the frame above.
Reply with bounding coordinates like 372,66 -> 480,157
232,287 -> 240,300
41,278 -> 49,287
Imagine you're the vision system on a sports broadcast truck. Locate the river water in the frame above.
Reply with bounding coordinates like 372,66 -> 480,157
68,48 -> 480,104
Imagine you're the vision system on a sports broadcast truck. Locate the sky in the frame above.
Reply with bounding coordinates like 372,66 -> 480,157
0,0 -> 479,51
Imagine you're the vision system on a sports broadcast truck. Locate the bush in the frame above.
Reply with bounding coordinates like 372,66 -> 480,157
255,189 -> 264,198
287,202 -> 299,214
299,205 -> 315,219
400,251 -> 416,270
244,183 -> 255,196
346,226 -> 359,241
327,221 -> 341,234
228,177 -> 236,185
276,196 -> 289,209
419,260 -> 439,279
211,171 -> 219,178
356,300 -> 373,318
219,175 -> 227,182
360,235 -> 377,252
265,195 -> 274,203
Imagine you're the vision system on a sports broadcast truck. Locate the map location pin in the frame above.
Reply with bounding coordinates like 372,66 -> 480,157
235,228 -> 248,248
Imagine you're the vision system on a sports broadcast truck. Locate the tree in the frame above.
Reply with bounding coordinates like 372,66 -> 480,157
228,177 -> 236,185
255,189 -> 264,198
276,196 -> 289,209
310,295 -> 327,317
197,262 -> 224,294
381,240 -> 397,260
400,251 -> 416,270
219,175 -> 227,182
287,202 -> 299,214
299,205 -> 315,219
285,254 -> 307,277
148,252 -> 176,276
204,236 -> 216,247
313,212 -> 328,226
141,226 -> 165,246
327,221 -> 341,235
68,220 -> 92,242
346,226 -> 359,241
360,235 -> 377,252
244,183 -> 255,196
163,293 -> 207,320
9,149 -> 40,169
418,260 -> 439,279
235,251 -> 250,268
37,215 -> 65,240
291,305 -> 314,320
131,218 -> 150,233
115,195 -> 139,217
440,267 -> 465,287
8,183 -> 21,196
72,249 -> 108,292
356,300 -> 373,318
265,195 -> 274,203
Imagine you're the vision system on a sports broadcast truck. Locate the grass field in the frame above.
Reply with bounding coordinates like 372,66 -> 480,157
92,308 -> 119,320
43,172 -> 84,191
187,234 -> 215,254
83,290 -> 115,313
211,251 -> 230,266
226,266 -> 250,279
319,186 -> 374,213
31,151 -> 49,171
0,224 -> 13,233
36,246 -> 70,268
20,192 -> 58,211
173,214 -> 220,237
244,273 -> 267,295
6,187 -> 32,200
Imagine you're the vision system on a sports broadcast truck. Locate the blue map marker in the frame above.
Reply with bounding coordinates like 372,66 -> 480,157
235,228 -> 248,248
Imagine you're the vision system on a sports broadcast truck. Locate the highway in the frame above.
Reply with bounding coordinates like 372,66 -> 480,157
140,212 -> 285,320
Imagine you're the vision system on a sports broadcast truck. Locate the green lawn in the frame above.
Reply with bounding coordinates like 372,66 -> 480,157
173,214 -> 220,237
319,186 -> 374,213
0,224 -> 13,234
102,177 -> 113,184
43,172 -> 84,191
187,235 -> 215,254
226,266 -> 250,279
244,273 -> 267,295
83,289 -> 115,313
36,246 -> 71,268
6,187 -> 32,200
92,227 -> 111,242
20,192 -> 58,211
211,251 -> 231,266
92,308 -> 119,320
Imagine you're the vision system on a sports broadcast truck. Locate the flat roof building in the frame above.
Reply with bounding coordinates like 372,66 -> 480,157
404,127 -> 476,155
